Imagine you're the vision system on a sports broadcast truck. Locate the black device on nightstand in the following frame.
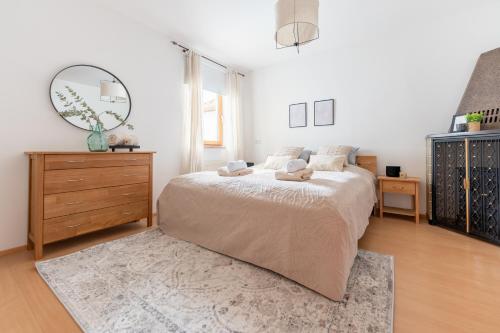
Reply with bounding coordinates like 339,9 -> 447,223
386,166 -> 401,177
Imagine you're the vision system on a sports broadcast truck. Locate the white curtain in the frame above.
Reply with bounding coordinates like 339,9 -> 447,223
181,51 -> 204,173
223,70 -> 244,161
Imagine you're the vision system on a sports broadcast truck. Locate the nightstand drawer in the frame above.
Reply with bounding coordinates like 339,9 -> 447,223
383,181 -> 415,194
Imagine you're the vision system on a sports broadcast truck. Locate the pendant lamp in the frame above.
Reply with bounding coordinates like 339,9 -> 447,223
275,0 -> 319,52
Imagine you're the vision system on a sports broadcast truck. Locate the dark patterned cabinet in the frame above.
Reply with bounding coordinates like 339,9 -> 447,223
432,140 -> 467,232
469,138 -> 500,241
427,131 -> 500,245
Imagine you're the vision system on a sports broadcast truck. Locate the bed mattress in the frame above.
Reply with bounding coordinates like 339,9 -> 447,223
157,166 -> 377,300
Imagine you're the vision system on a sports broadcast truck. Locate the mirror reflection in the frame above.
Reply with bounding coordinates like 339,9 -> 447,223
50,65 -> 131,131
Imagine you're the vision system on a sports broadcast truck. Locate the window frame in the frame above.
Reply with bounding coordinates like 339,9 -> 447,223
203,95 -> 224,147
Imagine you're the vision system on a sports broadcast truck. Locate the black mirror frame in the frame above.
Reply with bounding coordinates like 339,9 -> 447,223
49,64 -> 132,132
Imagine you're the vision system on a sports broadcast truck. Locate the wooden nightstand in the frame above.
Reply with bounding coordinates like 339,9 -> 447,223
378,176 -> 420,224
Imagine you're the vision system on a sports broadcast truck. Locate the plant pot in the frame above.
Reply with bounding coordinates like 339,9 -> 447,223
87,124 -> 109,152
468,121 -> 481,132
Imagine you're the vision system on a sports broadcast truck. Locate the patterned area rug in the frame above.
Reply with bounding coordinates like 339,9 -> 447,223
37,229 -> 393,333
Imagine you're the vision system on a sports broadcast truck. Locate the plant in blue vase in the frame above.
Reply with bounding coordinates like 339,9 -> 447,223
55,86 -> 133,152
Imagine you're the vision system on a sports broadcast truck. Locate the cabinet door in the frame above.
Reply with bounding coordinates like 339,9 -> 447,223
469,139 -> 500,242
433,140 -> 467,231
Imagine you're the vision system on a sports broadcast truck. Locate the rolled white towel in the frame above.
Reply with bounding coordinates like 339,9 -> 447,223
217,166 -> 253,177
285,159 -> 307,173
275,168 -> 314,181
227,160 -> 247,172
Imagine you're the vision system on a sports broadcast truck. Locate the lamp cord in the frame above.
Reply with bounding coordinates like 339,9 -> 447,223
293,0 -> 300,53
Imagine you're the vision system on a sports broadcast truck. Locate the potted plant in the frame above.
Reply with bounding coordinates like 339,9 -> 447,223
465,113 -> 483,132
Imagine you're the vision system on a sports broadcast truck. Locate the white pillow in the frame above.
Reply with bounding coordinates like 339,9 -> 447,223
263,155 -> 293,170
317,145 -> 353,166
274,147 -> 304,159
307,155 -> 345,171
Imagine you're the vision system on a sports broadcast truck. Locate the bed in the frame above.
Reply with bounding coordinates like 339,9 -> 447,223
157,156 -> 378,301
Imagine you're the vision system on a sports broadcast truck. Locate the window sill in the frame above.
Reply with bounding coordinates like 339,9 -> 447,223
204,144 -> 226,149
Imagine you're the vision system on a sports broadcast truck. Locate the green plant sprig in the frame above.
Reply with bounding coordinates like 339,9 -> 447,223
465,113 -> 483,123
104,110 -> 133,130
55,85 -> 133,131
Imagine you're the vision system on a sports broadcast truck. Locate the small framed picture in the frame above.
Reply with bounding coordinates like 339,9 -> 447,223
449,115 -> 467,133
314,99 -> 335,126
289,103 -> 307,128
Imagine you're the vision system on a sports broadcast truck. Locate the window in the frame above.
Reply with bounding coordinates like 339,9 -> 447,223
202,90 -> 223,146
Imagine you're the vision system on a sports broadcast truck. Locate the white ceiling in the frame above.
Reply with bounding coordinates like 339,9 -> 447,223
96,0 -> 493,72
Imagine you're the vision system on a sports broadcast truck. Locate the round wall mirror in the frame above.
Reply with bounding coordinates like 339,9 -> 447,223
50,65 -> 131,131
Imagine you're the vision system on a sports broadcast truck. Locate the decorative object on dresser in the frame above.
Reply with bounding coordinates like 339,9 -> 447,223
289,102 -> 307,128
378,176 -> 420,224
108,133 -> 139,146
314,99 -> 335,126
427,131 -> 500,245
109,145 -> 141,152
108,132 -> 140,152
86,123 -> 109,152
25,151 -> 155,259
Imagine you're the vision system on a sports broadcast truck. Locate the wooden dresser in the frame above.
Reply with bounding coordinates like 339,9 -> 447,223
26,152 -> 155,259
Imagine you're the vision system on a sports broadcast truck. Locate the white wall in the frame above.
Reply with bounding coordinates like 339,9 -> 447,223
0,0 -> 184,251
246,3 -> 500,213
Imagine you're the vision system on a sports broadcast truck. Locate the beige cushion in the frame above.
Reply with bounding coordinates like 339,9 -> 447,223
274,147 -> 304,159
307,155 -> 345,171
263,155 -> 293,170
317,145 -> 353,166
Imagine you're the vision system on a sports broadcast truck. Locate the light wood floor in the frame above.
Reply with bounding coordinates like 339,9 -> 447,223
1,216 -> 499,332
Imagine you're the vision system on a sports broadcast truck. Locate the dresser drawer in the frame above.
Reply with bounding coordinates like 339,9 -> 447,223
43,201 -> 148,244
44,165 -> 149,194
383,181 -> 416,195
45,154 -> 150,170
44,183 -> 149,219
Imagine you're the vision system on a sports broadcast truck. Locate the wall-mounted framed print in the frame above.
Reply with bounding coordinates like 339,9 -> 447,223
449,114 -> 467,133
289,103 -> 307,128
314,99 -> 335,126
